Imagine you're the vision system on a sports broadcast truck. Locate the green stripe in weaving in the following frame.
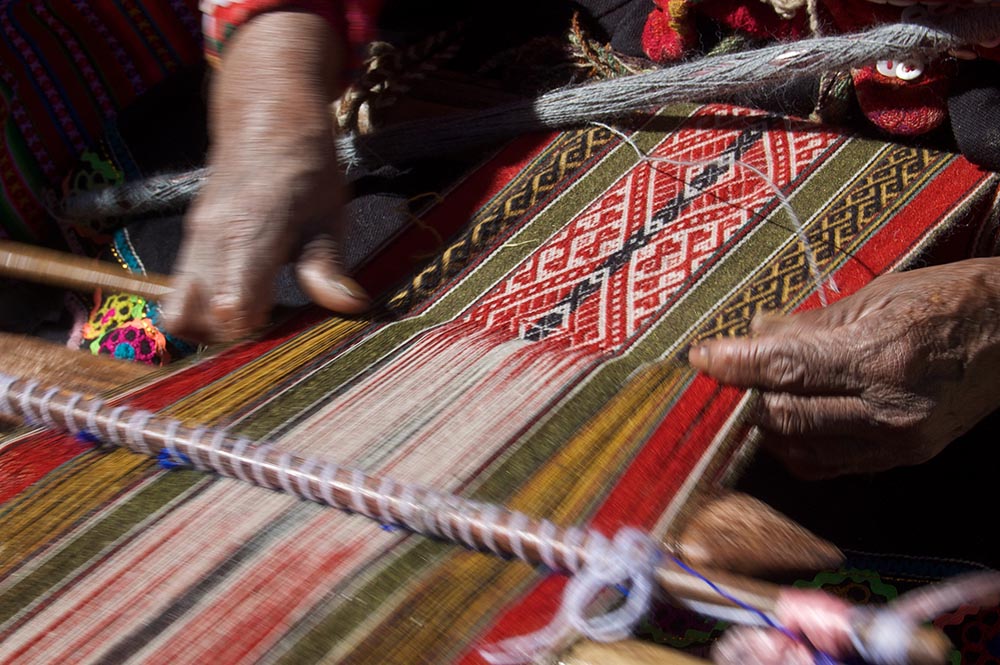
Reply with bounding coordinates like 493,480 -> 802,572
241,107 -> 699,439
474,137 -> 887,505
268,131 -> 892,663
0,469 -> 204,628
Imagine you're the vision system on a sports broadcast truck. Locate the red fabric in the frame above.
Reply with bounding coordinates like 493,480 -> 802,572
699,0 -> 807,41
201,0 -> 382,71
852,62 -> 952,137
642,4 -> 690,62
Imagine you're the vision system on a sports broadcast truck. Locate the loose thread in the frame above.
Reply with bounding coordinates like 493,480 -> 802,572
591,120 -> 837,307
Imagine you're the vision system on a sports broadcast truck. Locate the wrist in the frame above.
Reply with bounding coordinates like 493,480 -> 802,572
952,258 -> 1000,406
211,11 -> 341,157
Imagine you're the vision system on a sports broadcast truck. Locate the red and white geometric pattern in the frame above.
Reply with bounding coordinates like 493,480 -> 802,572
465,106 -> 839,353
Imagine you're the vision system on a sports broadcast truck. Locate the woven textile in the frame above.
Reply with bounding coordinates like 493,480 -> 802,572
0,0 -> 201,245
1,104 -> 997,664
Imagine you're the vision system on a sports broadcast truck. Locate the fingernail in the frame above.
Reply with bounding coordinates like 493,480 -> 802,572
333,276 -> 369,301
689,345 -> 709,363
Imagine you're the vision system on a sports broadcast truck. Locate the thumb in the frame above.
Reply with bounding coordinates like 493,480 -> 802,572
295,234 -> 370,315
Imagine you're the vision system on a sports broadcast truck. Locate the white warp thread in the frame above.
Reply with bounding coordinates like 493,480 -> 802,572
0,373 -> 663,663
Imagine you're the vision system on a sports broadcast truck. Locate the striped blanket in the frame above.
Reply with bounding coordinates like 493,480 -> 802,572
1,103 -> 997,664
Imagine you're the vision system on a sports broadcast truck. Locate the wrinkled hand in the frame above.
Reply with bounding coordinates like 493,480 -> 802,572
163,12 -> 369,343
689,259 -> 1000,478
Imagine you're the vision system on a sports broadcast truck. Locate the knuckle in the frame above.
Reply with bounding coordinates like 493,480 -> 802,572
762,348 -> 805,388
874,394 -> 931,432
760,394 -> 806,435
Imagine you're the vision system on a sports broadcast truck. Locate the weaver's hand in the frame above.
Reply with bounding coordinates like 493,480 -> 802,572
164,11 -> 369,343
689,259 -> 1000,479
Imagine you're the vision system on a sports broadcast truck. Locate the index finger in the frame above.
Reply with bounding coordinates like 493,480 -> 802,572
688,333 -> 859,394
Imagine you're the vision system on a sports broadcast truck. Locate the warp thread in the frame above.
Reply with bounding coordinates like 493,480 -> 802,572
58,10 -> 1000,222
0,373 -> 657,664
591,120 -> 838,306
5,373 -> 1000,665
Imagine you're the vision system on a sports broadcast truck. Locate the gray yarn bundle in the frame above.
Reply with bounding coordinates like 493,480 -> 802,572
58,9 -> 1000,222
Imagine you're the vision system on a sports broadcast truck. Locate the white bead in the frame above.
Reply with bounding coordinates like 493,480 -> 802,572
895,58 -> 924,81
876,60 -> 899,78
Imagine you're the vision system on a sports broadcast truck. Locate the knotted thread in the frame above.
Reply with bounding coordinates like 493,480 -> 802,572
480,528 -> 659,665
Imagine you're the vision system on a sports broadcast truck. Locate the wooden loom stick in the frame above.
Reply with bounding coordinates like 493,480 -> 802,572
0,334 -> 156,434
0,374 -> 959,665
0,240 -> 172,301
561,640 -> 711,664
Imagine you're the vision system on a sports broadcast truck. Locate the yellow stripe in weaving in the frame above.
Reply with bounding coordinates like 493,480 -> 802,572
0,318 -> 364,585
162,317 -> 367,424
338,362 -> 690,664
0,450 -> 151,577
505,362 -> 689,516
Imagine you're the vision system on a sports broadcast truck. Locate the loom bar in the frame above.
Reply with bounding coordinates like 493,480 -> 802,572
0,373 -> 963,665
0,240 -> 173,301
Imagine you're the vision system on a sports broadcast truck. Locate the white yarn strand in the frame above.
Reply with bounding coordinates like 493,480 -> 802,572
63,393 -> 83,433
1,376 -> 665,665
250,443 -> 272,488
276,451 -> 296,496
350,468 -> 369,516
0,373 -> 18,420
85,397 -> 105,440
208,428 -> 228,473
126,409 -> 154,455
480,528 -> 660,665
18,381 -> 40,425
105,405 -> 130,445
57,8 -> 1000,223
228,436 -> 252,482
296,457 -> 320,502
38,387 -> 60,429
